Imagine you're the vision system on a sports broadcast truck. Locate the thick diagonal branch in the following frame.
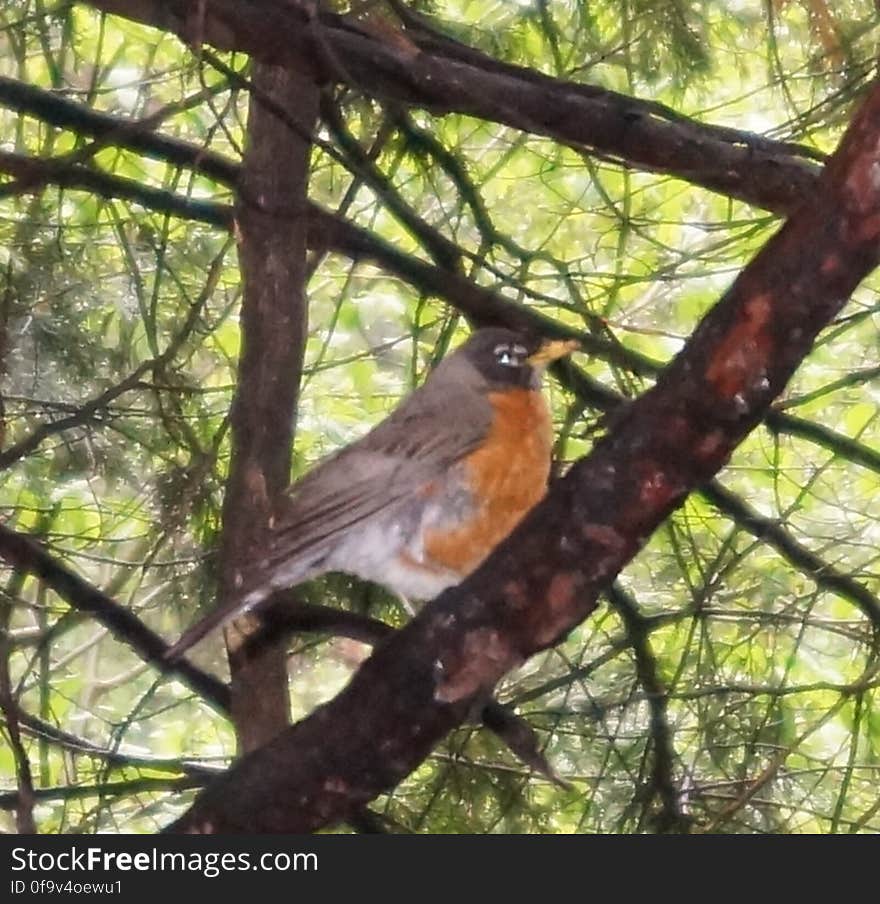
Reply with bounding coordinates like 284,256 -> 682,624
165,80 -> 880,835
4,148 -> 876,631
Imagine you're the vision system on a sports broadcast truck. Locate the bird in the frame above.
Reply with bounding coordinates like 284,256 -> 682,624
165,327 -> 579,660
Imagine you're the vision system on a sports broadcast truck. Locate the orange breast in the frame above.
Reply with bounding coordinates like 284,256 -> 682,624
423,388 -> 553,575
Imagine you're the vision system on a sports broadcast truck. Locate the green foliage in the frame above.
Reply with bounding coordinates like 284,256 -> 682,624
1,0 -> 880,834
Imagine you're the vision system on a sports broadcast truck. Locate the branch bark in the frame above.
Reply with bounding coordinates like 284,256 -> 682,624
0,523 -> 230,711
218,63 -> 319,753
86,0 -> 820,215
163,79 -> 880,834
4,145 -> 877,630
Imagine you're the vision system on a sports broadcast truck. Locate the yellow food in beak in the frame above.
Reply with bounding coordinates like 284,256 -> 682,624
526,337 -> 581,368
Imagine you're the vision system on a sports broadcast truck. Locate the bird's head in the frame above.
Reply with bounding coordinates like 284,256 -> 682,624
445,327 -> 581,390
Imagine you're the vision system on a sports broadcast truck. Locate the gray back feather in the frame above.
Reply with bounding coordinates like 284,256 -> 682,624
253,350 -> 493,579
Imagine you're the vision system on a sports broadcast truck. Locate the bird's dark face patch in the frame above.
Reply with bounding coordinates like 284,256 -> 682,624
460,328 -> 545,389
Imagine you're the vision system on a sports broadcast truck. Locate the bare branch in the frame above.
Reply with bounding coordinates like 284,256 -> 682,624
87,0 -> 820,214
164,78 -> 880,835
0,524 -> 230,713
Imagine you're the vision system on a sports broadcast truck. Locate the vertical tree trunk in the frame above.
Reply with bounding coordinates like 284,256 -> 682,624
219,64 -> 319,754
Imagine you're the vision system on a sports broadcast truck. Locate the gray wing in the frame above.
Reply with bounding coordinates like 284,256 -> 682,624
164,380 -> 490,661
258,384 -> 492,574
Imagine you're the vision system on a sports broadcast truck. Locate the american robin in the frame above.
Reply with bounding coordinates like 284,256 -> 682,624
165,328 -> 579,659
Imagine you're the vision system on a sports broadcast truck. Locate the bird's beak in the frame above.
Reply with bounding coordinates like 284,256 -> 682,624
527,337 -> 581,368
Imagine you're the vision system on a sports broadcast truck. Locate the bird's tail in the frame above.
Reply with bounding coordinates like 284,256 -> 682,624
163,586 -> 266,662
164,538 -> 329,662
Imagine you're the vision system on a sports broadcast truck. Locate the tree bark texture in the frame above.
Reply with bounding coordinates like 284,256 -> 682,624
86,0 -> 820,215
161,79 -> 880,832
219,63 -> 319,754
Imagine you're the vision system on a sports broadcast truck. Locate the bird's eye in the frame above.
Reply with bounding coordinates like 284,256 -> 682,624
494,343 -> 527,367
